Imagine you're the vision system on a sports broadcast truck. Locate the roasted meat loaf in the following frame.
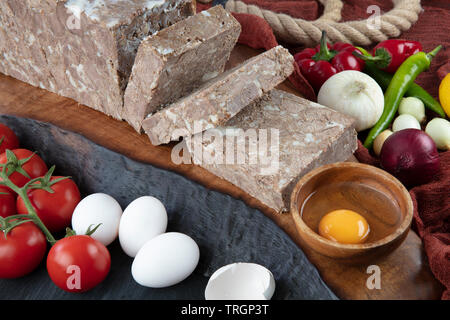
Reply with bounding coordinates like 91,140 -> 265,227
123,5 -> 241,132
142,46 -> 294,145
187,90 -> 358,212
0,0 -> 195,119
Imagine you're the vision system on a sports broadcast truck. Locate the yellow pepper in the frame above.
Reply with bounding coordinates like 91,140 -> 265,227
439,73 -> 450,117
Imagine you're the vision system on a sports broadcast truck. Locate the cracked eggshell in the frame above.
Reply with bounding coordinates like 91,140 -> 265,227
132,232 -> 200,288
119,196 -> 168,257
205,263 -> 276,300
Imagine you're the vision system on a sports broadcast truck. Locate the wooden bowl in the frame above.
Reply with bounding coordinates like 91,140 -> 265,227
291,162 -> 413,263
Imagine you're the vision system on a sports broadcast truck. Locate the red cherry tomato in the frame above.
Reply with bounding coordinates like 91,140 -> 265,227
17,177 -> 81,233
0,222 -> 47,278
47,235 -> 111,293
0,149 -> 48,191
0,124 -> 19,154
0,186 -> 16,218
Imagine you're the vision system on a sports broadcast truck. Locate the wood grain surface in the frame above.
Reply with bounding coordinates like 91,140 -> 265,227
0,44 -> 443,300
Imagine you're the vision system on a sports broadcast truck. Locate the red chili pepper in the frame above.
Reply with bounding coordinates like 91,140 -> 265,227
355,39 -> 423,73
294,31 -> 365,92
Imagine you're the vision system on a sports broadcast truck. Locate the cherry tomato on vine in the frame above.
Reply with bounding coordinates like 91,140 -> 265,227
0,124 -> 19,154
0,149 -> 48,190
47,235 -> 111,293
17,177 -> 81,233
0,222 -> 47,278
0,186 -> 16,218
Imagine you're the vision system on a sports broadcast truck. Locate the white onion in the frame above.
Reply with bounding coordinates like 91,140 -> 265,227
318,71 -> 384,132
373,129 -> 393,157
392,114 -> 421,132
399,97 -> 426,123
425,118 -> 450,150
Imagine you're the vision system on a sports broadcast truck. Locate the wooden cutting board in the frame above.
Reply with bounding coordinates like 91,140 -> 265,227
0,44 -> 443,300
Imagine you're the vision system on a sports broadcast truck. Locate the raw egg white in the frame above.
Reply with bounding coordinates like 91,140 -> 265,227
119,196 -> 168,257
132,232 -> 200,288
71,193 -> 122,246
318,209 -> 370,244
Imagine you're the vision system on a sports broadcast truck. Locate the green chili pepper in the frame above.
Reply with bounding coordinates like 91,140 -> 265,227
362,45 -> 442,149
356,47 -> 446,118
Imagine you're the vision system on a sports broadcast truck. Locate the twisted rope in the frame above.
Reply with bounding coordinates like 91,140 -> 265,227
225,0 -> 423,46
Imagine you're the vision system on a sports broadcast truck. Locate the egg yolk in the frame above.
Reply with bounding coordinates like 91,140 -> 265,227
318,209 -> 370,244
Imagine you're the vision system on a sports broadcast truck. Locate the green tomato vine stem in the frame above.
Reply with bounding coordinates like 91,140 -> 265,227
0,159 -> 57,245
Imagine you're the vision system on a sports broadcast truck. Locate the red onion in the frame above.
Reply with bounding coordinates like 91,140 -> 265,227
380,129 -> 440,187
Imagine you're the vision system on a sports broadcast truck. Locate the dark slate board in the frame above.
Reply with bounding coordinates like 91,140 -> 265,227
0,115 -> 337,300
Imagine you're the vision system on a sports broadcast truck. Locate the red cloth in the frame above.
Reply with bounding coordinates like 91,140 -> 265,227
198,0 -> 450,299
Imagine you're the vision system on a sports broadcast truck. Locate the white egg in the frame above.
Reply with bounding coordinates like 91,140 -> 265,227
132,232 -> 200,288
119,196 -> 168,257
71,193 -> 122,246
205,263 -> 276,300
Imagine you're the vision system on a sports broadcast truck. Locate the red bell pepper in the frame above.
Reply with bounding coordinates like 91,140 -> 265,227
294,31 -> 365,92
356,39 -> 423,73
